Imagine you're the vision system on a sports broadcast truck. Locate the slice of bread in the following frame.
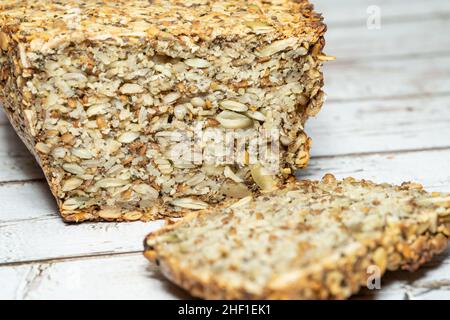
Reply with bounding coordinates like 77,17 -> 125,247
144,174 -> 450,299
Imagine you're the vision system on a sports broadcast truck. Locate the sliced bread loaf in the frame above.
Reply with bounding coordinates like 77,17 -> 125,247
144,174 -> 450,299
0,0 -> 326,222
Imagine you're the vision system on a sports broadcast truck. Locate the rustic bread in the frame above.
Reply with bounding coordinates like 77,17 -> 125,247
144,174 -> 450,299
0,0 -> 327,222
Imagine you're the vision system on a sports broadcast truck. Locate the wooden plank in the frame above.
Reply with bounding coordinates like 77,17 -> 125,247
301,149 -> 450,193
0,217 -> 164,264
303,0 -> 450,59
1,148 -> 449,264
315,0 -> 450,26
0,110 -> 44,181
322,10 -> 450,59
0,249 -> 448,300
0,156 -> 42,182
0,115 -> 32,157
310,95 -> 450,157
324,55 -> 450,101
0,181 -> 56,222
356,248 -> 450,300
0,108 -> 44,184
0,253 -> 190,300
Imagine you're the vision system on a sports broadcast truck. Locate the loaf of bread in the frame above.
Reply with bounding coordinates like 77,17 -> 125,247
144,174 -> 450,299
0,0 -> 327,222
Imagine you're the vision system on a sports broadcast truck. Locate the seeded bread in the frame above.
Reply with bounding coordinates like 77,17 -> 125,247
0,0 -> 327,222
144,174 -> 450,299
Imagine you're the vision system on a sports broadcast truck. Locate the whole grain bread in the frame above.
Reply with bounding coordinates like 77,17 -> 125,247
0,0 -> 327,222
144,174 -> 450,299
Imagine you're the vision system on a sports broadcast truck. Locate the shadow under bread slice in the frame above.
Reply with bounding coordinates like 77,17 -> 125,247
144,174 -> 450,300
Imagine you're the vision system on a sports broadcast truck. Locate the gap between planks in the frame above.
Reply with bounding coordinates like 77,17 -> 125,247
0,250 -> 141,268
0,178 -> 44,186
312,146 -> 450,161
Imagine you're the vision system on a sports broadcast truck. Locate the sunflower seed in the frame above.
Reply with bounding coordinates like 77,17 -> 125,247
245,110 -> 266,122
220,100 -> 248,112
245,21 -> 275,34
190,97 -> 205,108
120,83 -> 145,94
72,148 -> 94,159
35,142 -> 51,154
224,166 -> 243,183
163,92 -> 181,105
62,177 -> 83,191
98,207 -> 122,219
171,198 -> 209,210
251,163 -> 278,191
63,163 -> 86,175
61,198 -> 84,211
216,110 -> 253,129
258,38 -> 298,57
185,58 -> 210,68
0,32 -> 10,51
96,178 -> 130,188
118,131 -> 140,143
123,211 -> 143,221
229,195 -> 253,208
132,184 -> 159,199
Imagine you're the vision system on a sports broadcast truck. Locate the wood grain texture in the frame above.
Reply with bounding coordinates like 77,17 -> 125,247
0,217 -> 164,264
0,181 -> 56,222
329,23 -> 450,60
1,249 -> 448,300
322,9 -> 450,59
0,253 -> 191,300
315,0 -> 450,26
310,95 -> 450,156
324,55 -> 450,101
302,149 -> 450,192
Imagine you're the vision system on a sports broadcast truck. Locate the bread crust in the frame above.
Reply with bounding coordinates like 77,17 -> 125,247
0,0 -> 326,49
144,175 -> 450,299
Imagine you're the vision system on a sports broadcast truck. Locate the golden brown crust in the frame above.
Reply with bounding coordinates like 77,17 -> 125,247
143,175 -> 450,299
147,233 -> 448,299
0,0 -> 326,51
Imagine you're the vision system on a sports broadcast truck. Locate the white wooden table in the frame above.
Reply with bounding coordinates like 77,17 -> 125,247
1,0 -> 450,300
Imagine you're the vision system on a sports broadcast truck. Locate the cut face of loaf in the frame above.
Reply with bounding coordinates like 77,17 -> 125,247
144,174 -> 450,300
0,0 -> 327,222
